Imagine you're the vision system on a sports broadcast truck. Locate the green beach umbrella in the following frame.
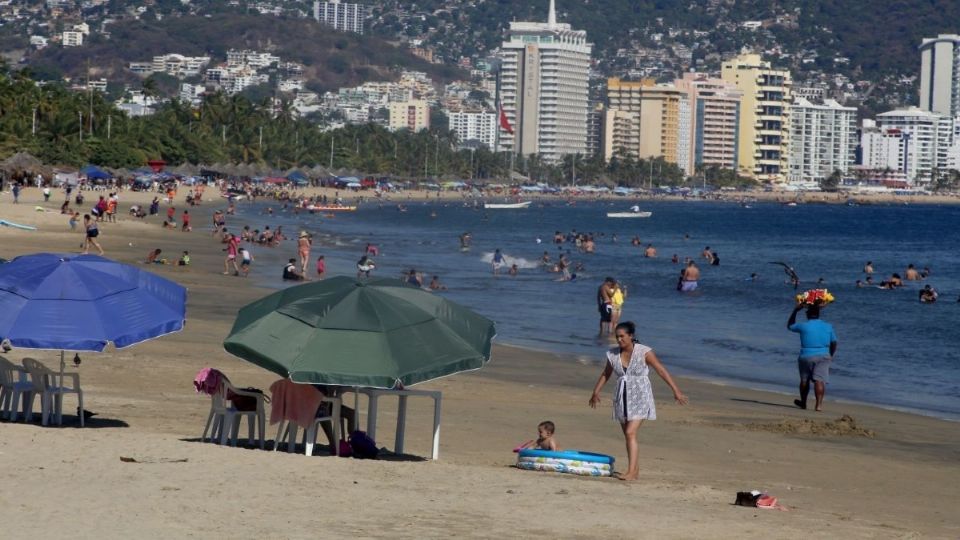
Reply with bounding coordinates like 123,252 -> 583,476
223,277 -> 496,388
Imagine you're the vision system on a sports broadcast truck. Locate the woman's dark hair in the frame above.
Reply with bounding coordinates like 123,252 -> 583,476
615,321 -> 636,336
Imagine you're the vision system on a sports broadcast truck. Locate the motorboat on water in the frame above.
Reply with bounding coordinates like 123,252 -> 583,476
607,205 -> 652,218
305,205 -> 357,212
484,201 -> 532,209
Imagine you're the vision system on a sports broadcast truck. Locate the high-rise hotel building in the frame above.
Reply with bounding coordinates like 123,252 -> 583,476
919,35 -> 960,117
498,0 -> 592,162
603,78 -> 686,166
314,0 -> 365,34
675,73 -> 743,174
787,98 -> 858,182
721,53 -> 792,183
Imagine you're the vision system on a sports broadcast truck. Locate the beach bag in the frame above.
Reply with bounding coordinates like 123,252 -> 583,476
349,430 -> 379,459
735,491 -> 786,511
229,387 -> 268,411
734,491 -> 762,507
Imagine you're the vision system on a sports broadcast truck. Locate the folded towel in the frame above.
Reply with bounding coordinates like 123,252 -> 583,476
269,379 -> 324,429
194,367 -> 227,396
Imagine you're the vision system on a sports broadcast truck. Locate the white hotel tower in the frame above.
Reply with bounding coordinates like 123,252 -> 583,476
498,0 -> 592,162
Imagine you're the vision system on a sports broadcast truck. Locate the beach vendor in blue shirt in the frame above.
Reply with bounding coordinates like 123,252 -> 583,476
787,297 -> 838,412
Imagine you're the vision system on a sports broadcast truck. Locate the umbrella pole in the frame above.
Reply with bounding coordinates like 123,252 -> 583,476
60,350 -> 65,382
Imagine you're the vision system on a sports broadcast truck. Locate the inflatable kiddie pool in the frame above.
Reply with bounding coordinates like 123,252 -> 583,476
516,449 -> 615,477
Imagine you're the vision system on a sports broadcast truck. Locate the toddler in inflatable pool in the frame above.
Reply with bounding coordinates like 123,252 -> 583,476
516,420 -> 559,451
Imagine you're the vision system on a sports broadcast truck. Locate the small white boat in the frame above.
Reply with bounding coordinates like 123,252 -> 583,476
608,206 -> 651,218
607,211 -> 651,218
484,201 -> 532,209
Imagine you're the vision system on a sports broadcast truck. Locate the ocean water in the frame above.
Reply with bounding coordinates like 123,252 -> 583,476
231,199 -> 960,420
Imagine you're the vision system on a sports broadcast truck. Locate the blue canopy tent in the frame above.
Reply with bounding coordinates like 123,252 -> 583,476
286,171 -> 309,186
80,165 -> 112,181
0,253 -> 187,383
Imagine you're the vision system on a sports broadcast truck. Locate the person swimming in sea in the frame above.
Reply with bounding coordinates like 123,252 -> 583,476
879,273 -> 903,289
919,285 -> 938,303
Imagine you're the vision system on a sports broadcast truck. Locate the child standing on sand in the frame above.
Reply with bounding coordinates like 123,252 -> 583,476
518,421 -> 559,451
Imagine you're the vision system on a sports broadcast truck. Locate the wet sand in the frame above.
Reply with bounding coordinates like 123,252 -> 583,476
0,187 -> 957,539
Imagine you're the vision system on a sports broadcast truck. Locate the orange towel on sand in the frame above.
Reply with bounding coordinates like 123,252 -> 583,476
269,379 -> 323,429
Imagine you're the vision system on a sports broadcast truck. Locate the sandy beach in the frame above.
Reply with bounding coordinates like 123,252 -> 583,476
0,186 -> 958,539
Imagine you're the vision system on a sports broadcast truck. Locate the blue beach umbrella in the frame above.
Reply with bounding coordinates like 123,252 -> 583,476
0,253 -> 187,376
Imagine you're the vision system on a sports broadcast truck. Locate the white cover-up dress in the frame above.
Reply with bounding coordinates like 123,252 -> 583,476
606,344 -> 656,422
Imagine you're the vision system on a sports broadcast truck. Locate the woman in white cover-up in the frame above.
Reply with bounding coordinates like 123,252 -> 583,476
589,321 -> 688,480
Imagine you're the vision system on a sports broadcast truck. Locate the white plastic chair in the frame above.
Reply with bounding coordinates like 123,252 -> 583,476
22,358 -> 84,427
0,356 -> 33,421
273,396 -> 341,456
201,378 -> 266,449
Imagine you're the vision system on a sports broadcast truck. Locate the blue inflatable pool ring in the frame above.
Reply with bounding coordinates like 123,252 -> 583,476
516,449 -> 615,477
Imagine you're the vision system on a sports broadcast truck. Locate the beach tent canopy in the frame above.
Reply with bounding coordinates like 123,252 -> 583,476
223,277 -> 495,389
80,165 -> 111,180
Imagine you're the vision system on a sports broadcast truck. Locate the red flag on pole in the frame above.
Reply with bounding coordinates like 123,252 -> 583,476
498,103 -> 514,134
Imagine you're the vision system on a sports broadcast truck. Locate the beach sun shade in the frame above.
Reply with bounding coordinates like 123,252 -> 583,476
223,277 -> 496,388
0,253 -> 187,352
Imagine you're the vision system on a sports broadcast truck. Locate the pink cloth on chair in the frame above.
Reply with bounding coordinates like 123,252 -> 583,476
194,368 -> 227,395
269,379 -> 324,429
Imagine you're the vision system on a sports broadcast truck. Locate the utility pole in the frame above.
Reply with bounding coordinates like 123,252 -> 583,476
329,137 -> 334,169
222,125 -> 226,144
107,115 -> 111,139
79,111 -> 83,141
87,59 -> 93,136
259,126 -> 263,150
31,107 -> 37,135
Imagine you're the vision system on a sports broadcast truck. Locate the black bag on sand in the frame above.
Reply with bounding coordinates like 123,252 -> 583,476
734,491 -> 762,507
229,387 -> 268,411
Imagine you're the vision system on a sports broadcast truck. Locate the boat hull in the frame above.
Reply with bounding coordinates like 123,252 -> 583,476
484,202 -> 532,209
606,212 -> 651,218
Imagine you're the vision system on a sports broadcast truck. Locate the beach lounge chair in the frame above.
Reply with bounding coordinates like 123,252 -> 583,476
202,377 -> 266,449
22,358 -> 85,427
0,355 -> 33,421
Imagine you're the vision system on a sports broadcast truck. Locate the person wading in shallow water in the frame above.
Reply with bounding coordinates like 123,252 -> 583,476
787,303 -> 838,412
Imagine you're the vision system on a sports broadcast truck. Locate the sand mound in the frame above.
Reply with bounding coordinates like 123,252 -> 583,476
746,414 -> 876,438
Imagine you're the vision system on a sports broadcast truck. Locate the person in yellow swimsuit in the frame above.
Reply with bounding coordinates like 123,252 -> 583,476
611,281 -> 627,329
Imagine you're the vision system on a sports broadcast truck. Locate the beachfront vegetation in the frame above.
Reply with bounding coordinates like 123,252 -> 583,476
0,67 -> 745,187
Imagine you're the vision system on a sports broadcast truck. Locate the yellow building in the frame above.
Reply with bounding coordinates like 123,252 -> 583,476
388,100 -> 430,132
720,53 -> 791,182
604,78 -> 686,166
601,108 -> 639,161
